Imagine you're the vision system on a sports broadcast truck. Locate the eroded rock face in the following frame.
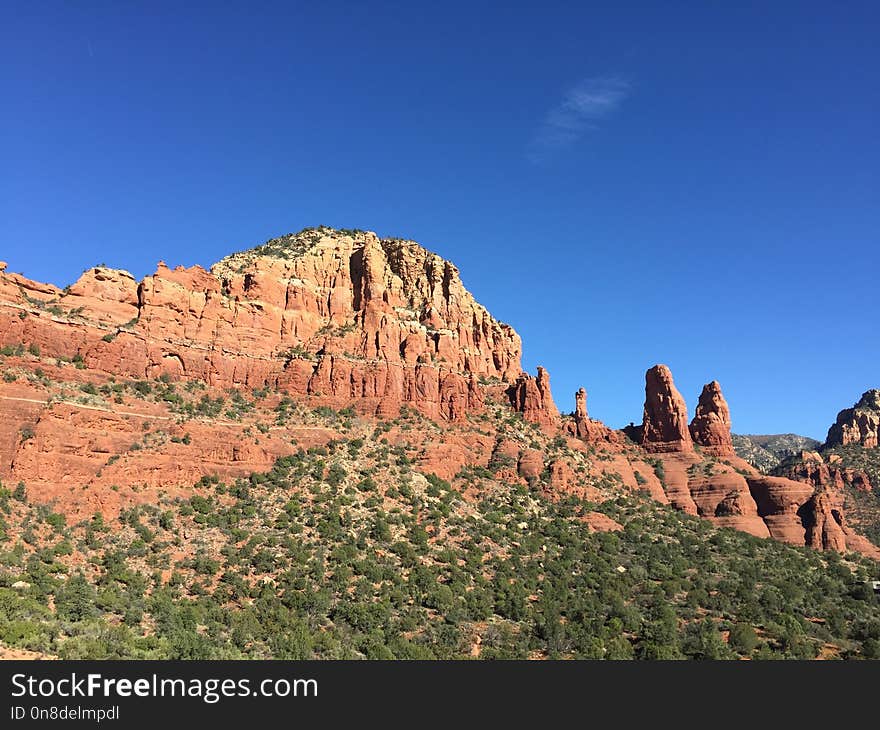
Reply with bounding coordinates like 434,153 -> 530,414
508,366 -> 559,428
0,229 -> 523,422
689,381 -> 734,457
564,387 -> 621,444
64,267 -> 140,327
0,380 -> 337,520
801,489 -> 848,553
775,450 -> 873,493
643,451 -> 878,556
826,390 -> 880,448
687,471 -> 770,538
745,474 -> 816,545
641,365 -> 693,453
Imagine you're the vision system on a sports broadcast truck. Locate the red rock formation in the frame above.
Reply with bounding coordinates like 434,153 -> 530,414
508,366 -> 559,428
64,267 -> 140,327
641,365 -> 693,453
685,471 -> 770,538
517,449 -> 545,481
565,387 -> 621,444
416,432 -> 495,482
744,474 -> 815,545
579,511 -> 623,533
489,438 -> 522,481
826,390 -> 880,448
575,386 -> 587,420
801,489 -> 848,553
2,228 -> 877,559
0,381 -> 338,520
775,450 -> 873,493
632,367 -> 863,551
0,229 -> 523,423
689,381 -> 734,457
653,453 -> 699,514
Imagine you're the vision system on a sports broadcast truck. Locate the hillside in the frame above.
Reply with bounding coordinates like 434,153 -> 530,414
773,391 -> 880,545
732,434 -> 821,472
2,405 -> 880,660
1,228 -> 879,661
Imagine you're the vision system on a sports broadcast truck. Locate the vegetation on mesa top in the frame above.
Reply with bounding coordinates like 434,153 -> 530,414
239,227 -> 365,260
213,226 -> 448,277
217,226 -> 391,267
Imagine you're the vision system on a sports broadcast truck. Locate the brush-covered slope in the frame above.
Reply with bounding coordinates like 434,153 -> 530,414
2,408 -> 880,661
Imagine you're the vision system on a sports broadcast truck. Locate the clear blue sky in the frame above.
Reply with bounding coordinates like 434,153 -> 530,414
2,2 -> 878,439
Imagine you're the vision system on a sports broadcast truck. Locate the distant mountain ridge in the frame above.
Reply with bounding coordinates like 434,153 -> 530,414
732,433 -> 821,472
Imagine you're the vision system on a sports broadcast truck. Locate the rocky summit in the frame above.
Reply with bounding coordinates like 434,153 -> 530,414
1,228 -> 522,423
771,390 -> 880,547
1,227 -> 879,660
826,390 -> 880,449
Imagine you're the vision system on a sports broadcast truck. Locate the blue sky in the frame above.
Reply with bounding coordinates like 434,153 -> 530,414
2,2 -> 878,439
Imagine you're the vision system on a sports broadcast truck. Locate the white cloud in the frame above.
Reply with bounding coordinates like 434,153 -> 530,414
527,76 -> 630,163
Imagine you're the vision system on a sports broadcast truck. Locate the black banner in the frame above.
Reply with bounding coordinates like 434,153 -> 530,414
0,660 -> 872,726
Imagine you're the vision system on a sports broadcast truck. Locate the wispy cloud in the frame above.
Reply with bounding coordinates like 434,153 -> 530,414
527,75 -> 630,163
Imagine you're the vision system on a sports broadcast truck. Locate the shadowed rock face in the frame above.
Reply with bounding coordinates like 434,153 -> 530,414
641,365 -> 693,453
689,381 -> 734,457
826,390 -> 880,448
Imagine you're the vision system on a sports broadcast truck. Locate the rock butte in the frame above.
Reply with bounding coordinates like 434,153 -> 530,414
1,230 -> 531,423
689,380 -> 734,457
0,227 -> 876,559
641,365 -> 693,453
826,389 -> 880,449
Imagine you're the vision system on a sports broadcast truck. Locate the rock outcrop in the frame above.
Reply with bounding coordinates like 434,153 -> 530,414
508,366 -> 559,428
775,450 -> 873,493
565,387 -> 620,443
687,471 -> 770,537
641,365 -> 693,453
801,488 -> 848,553
689,381 -> 734,456
826,390 -> 880,448
0,229 -> 523,422
633,364 -> 878,556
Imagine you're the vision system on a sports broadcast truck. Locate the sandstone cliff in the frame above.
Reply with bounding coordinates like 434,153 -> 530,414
826,389 -> 880,448
0,229 -> 530,423
507,366 -> 559,428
